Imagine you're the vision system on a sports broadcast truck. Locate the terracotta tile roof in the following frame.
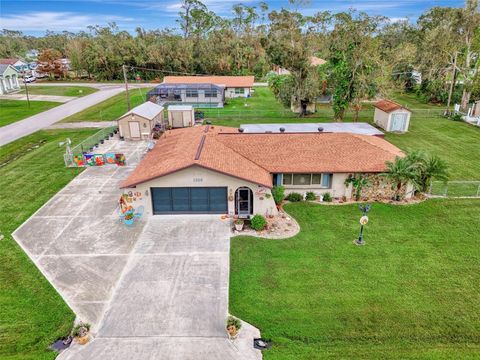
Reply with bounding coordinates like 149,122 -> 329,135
163,76 -> 255,88
373,99 -> 411,113
0,58 -> 19,65
122,126 -> 272,188
122,126 -> 403,188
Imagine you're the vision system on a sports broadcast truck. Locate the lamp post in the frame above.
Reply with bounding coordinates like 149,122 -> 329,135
355,204 -> 371,246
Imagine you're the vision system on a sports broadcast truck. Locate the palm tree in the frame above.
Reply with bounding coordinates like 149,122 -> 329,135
418,154 -> 449,193
383,156 -> 417,200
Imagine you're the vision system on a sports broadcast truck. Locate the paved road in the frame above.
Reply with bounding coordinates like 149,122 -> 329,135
1,85 -> 146,147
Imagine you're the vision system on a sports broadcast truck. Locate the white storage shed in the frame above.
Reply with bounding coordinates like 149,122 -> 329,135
373,99 -> 412,133
168,105 -> 195,128
118,102 -> 164,140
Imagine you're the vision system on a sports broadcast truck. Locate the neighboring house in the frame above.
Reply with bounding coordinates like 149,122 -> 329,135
0,64 -> 21,95
0,58 -> 29,73
272,56 -> 327,75
147,83 -> 225,108
121,125 -> 406,218
373,99 -> 412,133
167,105 -> 195,128
118,102 -> 164,140
163,76 -> 254,98
26,49 -> 39,60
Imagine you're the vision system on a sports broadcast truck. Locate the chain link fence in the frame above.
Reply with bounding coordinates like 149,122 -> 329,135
428,181 -> 480,198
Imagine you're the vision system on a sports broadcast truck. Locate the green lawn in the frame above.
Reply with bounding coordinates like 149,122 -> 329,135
19,85 -> 98,97
61,87 -> 153,122
230,200 -> 480,359
0,128 -> 98,360
0,99 -> 60,127
208,88 -> 480,180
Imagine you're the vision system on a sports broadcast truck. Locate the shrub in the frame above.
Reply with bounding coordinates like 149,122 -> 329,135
271,185 -> 285,205
250,214 -> 267,231
322,192 -> 332,202
286,192 -> 303,202
226,316 -> 242,330
449,113 -> 463,122
305,191 -> 316,201
72,323 -> 91,337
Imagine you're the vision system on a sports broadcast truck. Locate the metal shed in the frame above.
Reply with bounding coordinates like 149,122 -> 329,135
117,101 -> 164,140
167,105 -> 195,128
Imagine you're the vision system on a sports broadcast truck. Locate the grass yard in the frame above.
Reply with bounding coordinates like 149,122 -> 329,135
208,88 -> 480,180
230,200 -> 480,359
0,99 -> 60,127
19,85 -> 98,97
0,128 -> 98,360
61,87 -> 152,123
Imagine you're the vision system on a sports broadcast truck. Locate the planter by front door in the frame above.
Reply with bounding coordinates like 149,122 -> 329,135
235,187 -> 253,218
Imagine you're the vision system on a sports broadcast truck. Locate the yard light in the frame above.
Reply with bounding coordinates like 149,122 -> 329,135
355,204 -> 371,246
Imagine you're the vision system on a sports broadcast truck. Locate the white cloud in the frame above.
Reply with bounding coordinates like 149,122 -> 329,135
0,11 -> 134,32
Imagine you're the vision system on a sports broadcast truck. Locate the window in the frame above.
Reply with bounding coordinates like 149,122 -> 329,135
235,88 -> 245,94
283,174 -> 292,185
293,174 -> 311,185
186,89 -> 198,98
204,89 -> 217,98
321,174 -> 331,188
281,173 -> 332,188
312,174 -> 322,184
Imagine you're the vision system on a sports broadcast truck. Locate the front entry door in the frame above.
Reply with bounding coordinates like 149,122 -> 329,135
236,188 -> 252,217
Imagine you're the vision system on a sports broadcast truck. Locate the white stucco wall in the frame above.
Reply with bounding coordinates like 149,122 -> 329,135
124,165 -> 278,217
225,87 -> 251,98
283,173 -> 353,199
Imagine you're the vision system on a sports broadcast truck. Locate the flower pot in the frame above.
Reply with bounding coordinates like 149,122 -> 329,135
234,222 -> 244,231
227,325 -> 239,340
76,334 -> 90,345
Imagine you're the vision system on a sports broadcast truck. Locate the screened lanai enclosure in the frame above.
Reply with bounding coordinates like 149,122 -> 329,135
147,83 -> 225,108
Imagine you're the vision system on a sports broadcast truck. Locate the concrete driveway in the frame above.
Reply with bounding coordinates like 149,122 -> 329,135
13,138 -> 261,359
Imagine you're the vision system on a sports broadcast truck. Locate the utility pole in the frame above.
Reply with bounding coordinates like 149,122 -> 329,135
447,52 -> 457,109
24,80 -> 31,108
122,65 -> 131,111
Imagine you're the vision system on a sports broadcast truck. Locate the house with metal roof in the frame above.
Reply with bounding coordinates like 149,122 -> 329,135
147,83 -> 225,108
121,125 -> 408,218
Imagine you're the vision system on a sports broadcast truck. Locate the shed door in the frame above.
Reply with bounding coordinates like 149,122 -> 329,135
172,112 -> 184,128
128,121 -> 141,138
151,187 -> 227,214
390,113 -> 408,131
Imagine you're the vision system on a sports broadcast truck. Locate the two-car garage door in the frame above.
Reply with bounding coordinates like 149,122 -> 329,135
151,187 -> 228,214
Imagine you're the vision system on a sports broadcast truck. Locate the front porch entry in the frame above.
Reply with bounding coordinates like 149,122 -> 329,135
235,187 -> 253,218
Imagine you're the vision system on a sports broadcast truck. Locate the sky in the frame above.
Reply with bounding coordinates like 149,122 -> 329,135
0,0 -> 466,36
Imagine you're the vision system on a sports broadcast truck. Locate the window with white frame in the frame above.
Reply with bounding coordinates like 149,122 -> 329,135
234,88 -> 245,94
204,89 -> 217,98
186,89 -> 198,98
282,173 -> 332,188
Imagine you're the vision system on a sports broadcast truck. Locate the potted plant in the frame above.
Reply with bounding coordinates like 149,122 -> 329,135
234,219 -> 244,231
72,322 -> 91,345
226,316 -> 242,340
124,210 -> 135,226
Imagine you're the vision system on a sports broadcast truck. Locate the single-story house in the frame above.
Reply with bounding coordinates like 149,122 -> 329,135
0,58 -> 29,73
118,101 -> 164,140
272,56 -> 327,75
373,99 -> 412,133
147,83 -> 225,108
167,105 -> 195,128
163,75 -> 254,98
0,64 -> 21,95
121,125 -> 407,218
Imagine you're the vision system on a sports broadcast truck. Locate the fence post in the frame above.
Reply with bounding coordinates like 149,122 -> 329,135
477,184 -> 480,197
444,184 -> 448,197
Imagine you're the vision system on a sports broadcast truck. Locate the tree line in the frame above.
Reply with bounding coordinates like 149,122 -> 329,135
0,0 -> 478,120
